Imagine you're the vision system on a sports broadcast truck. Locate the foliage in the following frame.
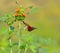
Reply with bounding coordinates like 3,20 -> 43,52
0,1 -> 59,53
0,2 -> 39,53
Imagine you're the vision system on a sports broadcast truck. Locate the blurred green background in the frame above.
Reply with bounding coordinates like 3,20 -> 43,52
0,0 -> 60,53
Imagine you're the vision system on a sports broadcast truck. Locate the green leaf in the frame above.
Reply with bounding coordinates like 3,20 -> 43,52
19,5 -> 24,13
30,45 -> 36,53
31,8 -> 38,12
0,15 -> 8,22
0,13 -> 13,23
16,16 -> 25,21
8,26 -> 15,35
8,43 -> 13,48
0,17 -> 6,22
27,7 -> 39,15
9,26 -> 14,31
23,35 -> 33,44
7,21 -> 13,25
13,42 -> 18,46
20,43 -> 26,49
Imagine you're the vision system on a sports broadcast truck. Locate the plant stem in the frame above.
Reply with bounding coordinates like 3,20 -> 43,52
9,28 -> 13,53
18,40 -> 21,53
24,44 -> 28,53
18,21 -> 21,53
9,39 -> 13,53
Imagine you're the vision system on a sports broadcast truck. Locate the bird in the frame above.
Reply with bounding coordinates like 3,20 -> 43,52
23,21 -> 36,31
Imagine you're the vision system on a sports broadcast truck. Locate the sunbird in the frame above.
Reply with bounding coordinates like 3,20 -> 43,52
23,21 -> 36,31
